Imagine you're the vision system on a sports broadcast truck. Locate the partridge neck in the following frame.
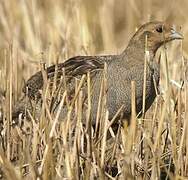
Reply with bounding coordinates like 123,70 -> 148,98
121,40 -> 156,65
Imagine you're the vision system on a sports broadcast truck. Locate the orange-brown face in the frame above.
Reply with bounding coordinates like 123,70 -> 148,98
132,21 -> 183,52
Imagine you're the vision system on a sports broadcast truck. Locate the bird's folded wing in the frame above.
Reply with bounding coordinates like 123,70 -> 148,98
22,56 -> 105,99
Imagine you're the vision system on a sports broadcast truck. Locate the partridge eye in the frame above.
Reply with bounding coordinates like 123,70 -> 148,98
156,26 -> 163,33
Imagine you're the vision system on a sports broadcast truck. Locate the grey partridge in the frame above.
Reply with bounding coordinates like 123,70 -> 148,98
13,21 -> 183,124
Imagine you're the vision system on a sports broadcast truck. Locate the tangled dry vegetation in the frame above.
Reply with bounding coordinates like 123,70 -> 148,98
0,0 -> 188,179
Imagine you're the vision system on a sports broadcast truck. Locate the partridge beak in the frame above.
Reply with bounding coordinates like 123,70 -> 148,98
170,29 -> 183,40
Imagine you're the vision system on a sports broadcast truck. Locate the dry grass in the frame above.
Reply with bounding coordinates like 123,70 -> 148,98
0,0 -> 188,179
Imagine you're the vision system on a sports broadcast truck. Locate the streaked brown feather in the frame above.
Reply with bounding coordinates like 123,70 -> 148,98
23,56 -> 105,99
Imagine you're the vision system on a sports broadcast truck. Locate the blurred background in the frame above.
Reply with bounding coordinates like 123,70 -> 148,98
0,0 -> 186,104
